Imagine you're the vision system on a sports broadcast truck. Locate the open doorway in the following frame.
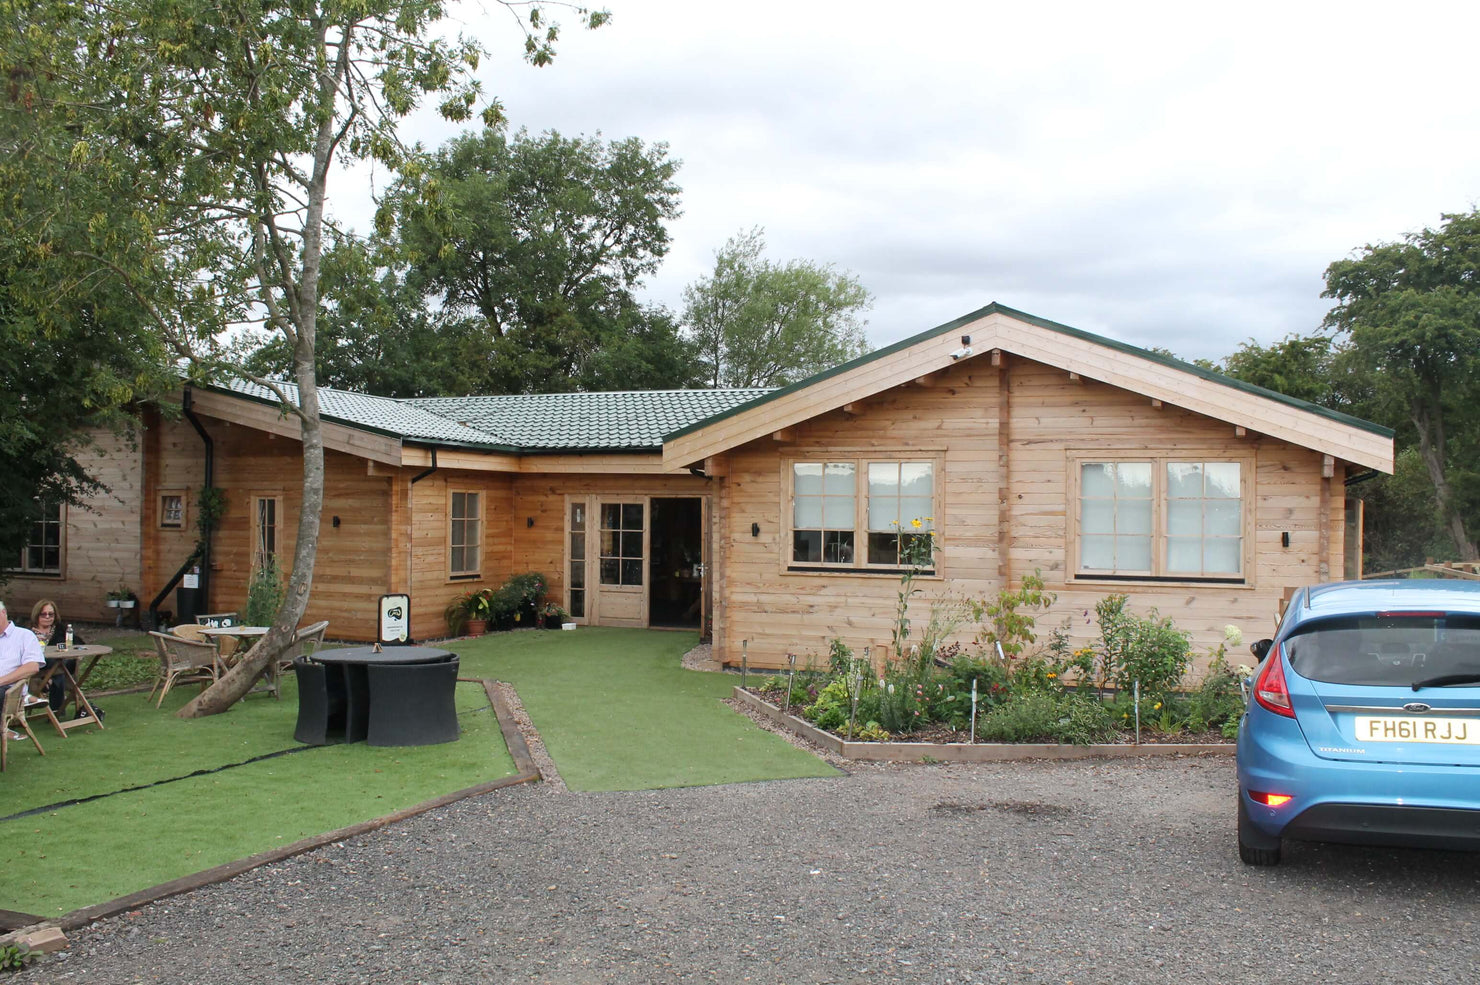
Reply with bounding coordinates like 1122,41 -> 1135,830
649,497 -> 703,629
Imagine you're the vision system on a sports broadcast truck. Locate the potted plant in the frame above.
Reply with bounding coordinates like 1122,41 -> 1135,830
106,587 -> 136,609
540,602 -> 568,630
444,588 -> 494,636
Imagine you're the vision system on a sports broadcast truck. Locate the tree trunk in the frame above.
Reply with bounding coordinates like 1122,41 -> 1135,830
1412,397 -> 1479,562
177,20 -> 338,718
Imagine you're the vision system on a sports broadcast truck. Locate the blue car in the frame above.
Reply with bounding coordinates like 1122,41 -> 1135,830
1237,579 -> 1480,865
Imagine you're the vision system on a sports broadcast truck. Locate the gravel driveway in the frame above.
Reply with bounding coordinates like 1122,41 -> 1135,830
20,757 -> 1480,984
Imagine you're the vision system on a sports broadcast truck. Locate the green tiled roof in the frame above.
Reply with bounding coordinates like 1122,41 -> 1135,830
663,301 -> 1396,442
207,379 -> 772,453
410,390 -> 772,451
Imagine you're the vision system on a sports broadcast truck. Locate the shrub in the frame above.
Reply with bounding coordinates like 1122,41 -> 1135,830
804,678 -> 852,731
973,569 -> 1056,660
1094,594 -> 1191,699
976,691 -> 1118,745
244,554 -> 286,626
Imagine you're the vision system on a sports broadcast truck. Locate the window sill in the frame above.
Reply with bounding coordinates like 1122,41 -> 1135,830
786,565 -> 938,578
447,573 -> 482,583
1070,573 -> 1249,588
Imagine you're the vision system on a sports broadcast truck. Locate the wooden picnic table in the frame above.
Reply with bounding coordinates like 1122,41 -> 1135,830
39,643 -> 112,732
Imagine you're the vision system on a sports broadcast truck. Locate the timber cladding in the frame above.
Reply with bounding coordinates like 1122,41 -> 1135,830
5,429 -> 145,625
715,355 -> 1344,676
188,421 -> 394,641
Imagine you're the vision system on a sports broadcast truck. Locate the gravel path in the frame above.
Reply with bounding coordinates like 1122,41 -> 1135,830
20,757 -> 1480,984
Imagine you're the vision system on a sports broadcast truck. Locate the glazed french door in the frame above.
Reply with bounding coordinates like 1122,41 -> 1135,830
567,497 -> 649,627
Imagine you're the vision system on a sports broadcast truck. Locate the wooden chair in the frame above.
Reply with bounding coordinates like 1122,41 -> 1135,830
21,683 -> 66,739
2,685 -> 46,771
148,631 -> 221,708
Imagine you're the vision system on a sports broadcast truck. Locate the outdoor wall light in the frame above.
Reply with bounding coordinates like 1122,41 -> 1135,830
1281,531 -> 1290,548
527,516 -> 535,528
751,522 -> 760,537
332,515 -> 340,528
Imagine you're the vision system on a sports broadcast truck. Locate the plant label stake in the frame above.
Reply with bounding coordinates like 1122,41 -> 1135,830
970,677 -> 978,743
848,647 -> 868,740
741,639 -> 749,690
1133,679 -> 1141,746
783,652 -> 797,717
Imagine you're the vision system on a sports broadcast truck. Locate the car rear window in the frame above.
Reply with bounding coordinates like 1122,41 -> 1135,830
1285,614 -> 1480,686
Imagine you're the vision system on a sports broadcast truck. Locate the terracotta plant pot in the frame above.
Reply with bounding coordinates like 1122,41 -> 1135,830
465,618 -> 489,635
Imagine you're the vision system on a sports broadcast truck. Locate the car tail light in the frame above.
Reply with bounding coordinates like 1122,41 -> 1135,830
1254,647 -> 1295,718
1249,791 -> 1293,807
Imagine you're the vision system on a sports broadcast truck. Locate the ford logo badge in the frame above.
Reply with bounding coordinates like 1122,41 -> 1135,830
1403,701 -> 1433,714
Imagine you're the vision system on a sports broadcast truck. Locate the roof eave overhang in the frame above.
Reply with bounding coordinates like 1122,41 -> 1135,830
660,306 -> 1395,474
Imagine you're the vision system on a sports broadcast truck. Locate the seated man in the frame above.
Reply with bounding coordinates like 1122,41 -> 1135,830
0,600 -> 44,735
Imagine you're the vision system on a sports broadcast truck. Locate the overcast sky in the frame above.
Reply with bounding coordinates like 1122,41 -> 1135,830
334,0 -> 1480,363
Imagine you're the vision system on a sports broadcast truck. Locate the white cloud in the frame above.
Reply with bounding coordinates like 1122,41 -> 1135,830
331,0 -> 1480,364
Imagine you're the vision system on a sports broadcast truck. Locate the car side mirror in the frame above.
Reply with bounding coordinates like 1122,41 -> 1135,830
1250,639 -> 1273,662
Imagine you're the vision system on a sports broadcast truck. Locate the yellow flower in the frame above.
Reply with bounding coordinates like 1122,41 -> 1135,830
1153,702 -> 1162,710
1046,673 -> 1057,679
910,518 -> 922,529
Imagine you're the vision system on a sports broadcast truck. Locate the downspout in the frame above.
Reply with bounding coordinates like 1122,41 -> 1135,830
410,447 -> 438,485
405,448 -> 438,624
148,387 -> 214,628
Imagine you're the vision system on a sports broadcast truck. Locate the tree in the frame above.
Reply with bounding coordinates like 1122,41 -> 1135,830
1323,210 -> 1480,561
0,56 -> 177,575
379,128 -> 694,394
0,0 -> 606,716
683,228 -> 873,388
244,234 -> 481,398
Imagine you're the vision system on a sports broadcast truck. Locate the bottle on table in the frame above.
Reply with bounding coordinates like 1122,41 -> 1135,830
65,623 -> 74,649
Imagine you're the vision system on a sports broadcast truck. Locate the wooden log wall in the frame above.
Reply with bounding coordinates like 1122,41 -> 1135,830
716,355 -> 1343,676
5,428 -> 146,626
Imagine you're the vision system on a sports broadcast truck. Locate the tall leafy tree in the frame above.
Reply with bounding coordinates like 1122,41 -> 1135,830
1323,210 -> 1480,561
381,128 -> 696,393
684,227 -> 873,388
0,0 -> 606,715
0,49 -> 176,576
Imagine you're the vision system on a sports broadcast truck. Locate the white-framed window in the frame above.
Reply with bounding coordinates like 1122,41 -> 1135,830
788,457 -> 938,571
449,490 -> 482,578
9,501 -> 64,576
1074,457 -> 1246,581
160,491 -> 186,529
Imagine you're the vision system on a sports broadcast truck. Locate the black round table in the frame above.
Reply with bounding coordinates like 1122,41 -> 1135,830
298,646 -> 459,746
314,645 -> 453,665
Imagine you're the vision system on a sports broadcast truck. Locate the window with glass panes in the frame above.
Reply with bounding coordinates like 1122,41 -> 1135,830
1077,459 -> 1243,579
599,503 -> 644,586
1165,462 -> 1242,575
449,491 -> 481,577
1078,463 -> 1153,574
866,462 -> 935,565
11,501 -> 62,575
568,501 -> 587,617
792,462 -> 857,564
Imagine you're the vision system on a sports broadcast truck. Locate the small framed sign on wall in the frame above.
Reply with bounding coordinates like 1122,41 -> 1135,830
379,594 -> 411,644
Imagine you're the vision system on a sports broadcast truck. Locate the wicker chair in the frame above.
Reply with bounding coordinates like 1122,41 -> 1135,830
262,620 -> 330,700
2,684 -> 46,770
147,631 -> 221,707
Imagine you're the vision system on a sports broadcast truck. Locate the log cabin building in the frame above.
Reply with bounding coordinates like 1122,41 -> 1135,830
6,304 -> 1394,671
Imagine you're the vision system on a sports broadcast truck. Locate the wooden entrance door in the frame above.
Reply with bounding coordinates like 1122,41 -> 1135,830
593,500 -> 647,627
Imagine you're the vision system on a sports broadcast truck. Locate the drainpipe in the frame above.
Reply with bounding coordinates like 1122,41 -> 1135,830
183,387 -> 214,608
148,387 -> 214,628
410,447 -> 438,485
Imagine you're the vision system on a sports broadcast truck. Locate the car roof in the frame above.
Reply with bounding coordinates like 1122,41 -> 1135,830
1285,579 -> 1480,631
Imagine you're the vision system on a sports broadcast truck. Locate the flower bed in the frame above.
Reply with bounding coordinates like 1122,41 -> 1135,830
734,688 -> 1233,763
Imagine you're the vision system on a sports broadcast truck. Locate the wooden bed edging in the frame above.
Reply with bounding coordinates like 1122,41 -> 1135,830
732,687 -> 1235,763
47,678 -> 541,934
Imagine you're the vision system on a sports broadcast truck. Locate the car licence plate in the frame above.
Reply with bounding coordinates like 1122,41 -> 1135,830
1355,716 -> 1480,744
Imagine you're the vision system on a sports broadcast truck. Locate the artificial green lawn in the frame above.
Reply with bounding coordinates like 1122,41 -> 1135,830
2,674 -> 514,916
1,627 -> 834,915
451,627 -> 839,792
